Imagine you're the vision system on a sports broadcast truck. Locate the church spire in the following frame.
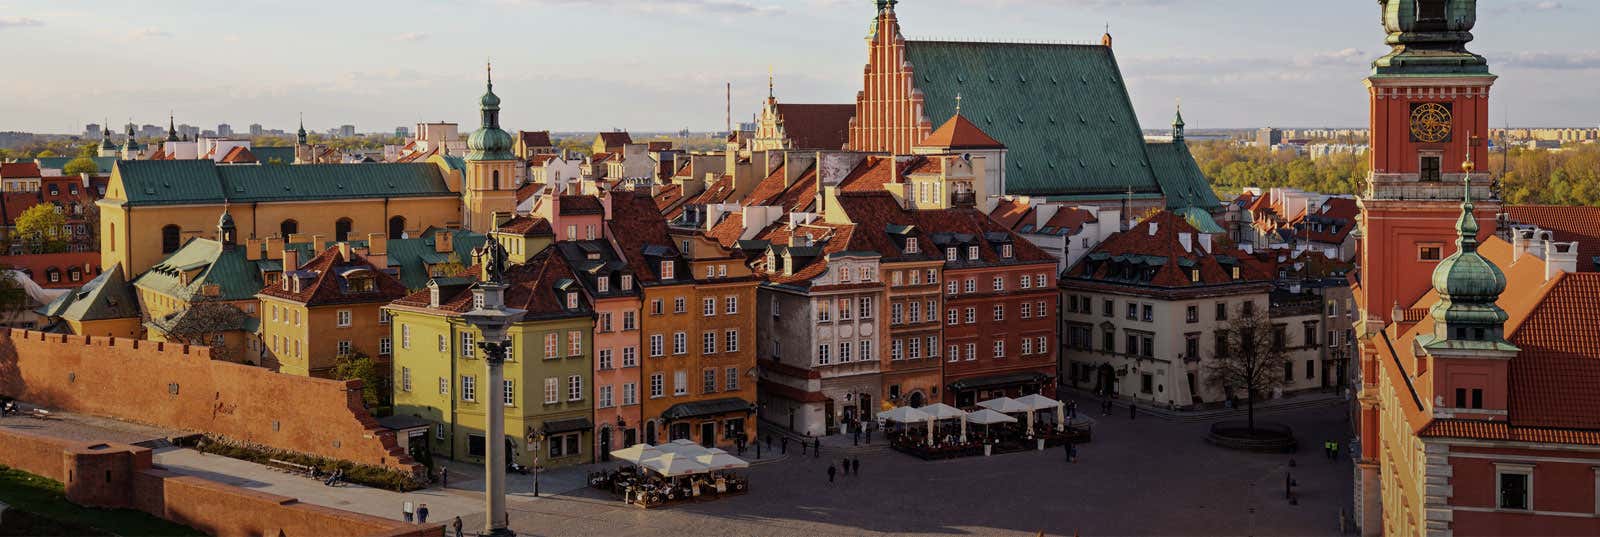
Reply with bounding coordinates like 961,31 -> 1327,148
1172,99 -> 1185,142
167,113 -> 179,142
1423,146 -> 1512,350
467,61 -> 513,161
296,113 -> 308,146
1101,23 -> 1113,47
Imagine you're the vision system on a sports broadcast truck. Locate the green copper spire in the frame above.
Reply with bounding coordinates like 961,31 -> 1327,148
1423,164 -> 1513,351
167,113 -> 179,142
1373,0 -> 1489,76
99,121 -> 116,151
122,121 -> 143,152
466,61 -> 514,161
1172,99 -> 1186,142
296,113 -> 308,146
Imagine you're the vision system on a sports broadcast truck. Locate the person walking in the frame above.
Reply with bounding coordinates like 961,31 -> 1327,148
827,463 -> 836,483
851,457 -> 860,476
841,458 -> 851,476
853,427 -> 860,446
402,501 -> 414,523
452,516 -> 463,537
439,467 -> 448,488
813,438 -> 820,458
782,436 -> 789,454
416,503 -> 429,524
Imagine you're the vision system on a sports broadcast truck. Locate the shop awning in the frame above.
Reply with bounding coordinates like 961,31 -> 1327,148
542,417 -> 593,434
948,371 -> 1050,391
660,397 -> 753,421
377,414 -> 432,432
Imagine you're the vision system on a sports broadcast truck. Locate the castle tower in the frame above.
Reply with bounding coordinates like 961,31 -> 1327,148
1357,0 -> 1498,331
463,63 -> 518,232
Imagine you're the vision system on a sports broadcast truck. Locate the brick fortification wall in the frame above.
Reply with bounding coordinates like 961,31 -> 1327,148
0,329 -> 419,475
0,428 -> 441,537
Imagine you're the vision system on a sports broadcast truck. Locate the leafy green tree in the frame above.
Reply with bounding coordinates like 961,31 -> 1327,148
332,351 -> 390,409
63,155 -> 99,176
35,149 -> 56,158
13,204 -> 69,253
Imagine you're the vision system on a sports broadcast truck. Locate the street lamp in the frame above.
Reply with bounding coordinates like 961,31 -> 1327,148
460,238 -> 525,537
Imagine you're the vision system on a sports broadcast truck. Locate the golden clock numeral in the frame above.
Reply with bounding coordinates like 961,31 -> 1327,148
1410,103 -> 1452,143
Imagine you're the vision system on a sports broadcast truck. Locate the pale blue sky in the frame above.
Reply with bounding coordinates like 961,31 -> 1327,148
0,0 -> 1594,134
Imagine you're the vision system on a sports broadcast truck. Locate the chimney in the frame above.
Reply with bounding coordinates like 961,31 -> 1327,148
435,230 -> 453,254
283,248 -> 300,272
264,237 -> 283,260
1178,233 -> 1193,253
1511,227 -> 1534,262
311,234 -> 328,252
599,188 -> 613,221
337,241 -> 353,261
1147,222 -> 1159,236
1198,233 -> 1213,253
287,232 -> 307,245
365,233 -> 389,269
245,238 -> 264,261
1546,241 -> 1579,281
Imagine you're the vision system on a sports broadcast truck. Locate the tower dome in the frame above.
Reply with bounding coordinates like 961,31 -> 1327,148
1425,171 -> 1511,347
467,62 -> 514,161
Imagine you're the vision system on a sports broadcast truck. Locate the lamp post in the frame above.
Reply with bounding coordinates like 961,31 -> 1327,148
461,238 -> 524,537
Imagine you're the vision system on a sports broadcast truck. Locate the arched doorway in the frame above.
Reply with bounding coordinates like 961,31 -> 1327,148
1095,363 -> 1117,396
388,216 -> 407,239
161,225 -> 181,253
280,219 -> 298,238
907,391 -> 926,408
644,421 -> 657,445
335,218 -> 353,242
598,426 -> 611,461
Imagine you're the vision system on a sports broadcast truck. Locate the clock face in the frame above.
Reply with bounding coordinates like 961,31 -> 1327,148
1410,102 -> 1453,144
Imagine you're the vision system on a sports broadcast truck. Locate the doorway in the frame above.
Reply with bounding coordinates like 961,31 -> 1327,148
1095,363 -> 1116,396
645,421 -> 657,445
908,391 -> 925,408
824,400 -> 836,435
598,427 -> 611,462
699,422 -> 716,447
624,428 -> 637,447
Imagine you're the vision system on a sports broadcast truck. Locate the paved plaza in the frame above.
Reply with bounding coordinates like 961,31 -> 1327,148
3,395 -> 1354,536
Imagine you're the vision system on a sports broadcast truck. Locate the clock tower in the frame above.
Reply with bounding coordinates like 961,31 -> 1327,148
1358,0 -> 1497,330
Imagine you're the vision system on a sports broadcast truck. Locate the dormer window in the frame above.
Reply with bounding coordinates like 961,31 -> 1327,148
967,246 -> 979,260
1231,266 -> 1241,280
906,238 -> 919,254
597,277 -> 610,293
661,261 -> 675,280
621,274 -> 633,290
946,248 -> 957,262
1001,244 -> 1013,258
567,292 -> 578,309
1191,269 -> 1201,282
840,266 -> 853,283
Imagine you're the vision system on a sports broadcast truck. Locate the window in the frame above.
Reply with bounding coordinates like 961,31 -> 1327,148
462,375 -> 476,402
965,343 -> 977,361
1141,373 -> 1153,394
965,307 -> 976,324
703,297 -> 716,316
650,299 -> 663,315
336,340 -> 351,355
439,377 -> 449,395
892,339 -> 904,360
1284,361 -> 1294,382
993,340 -> 1005,358
993,304 -> 1005,321
503,379 -> 515,406
726,330 -> 739,352
993,277 -> 1005,291
599,385 -> 614,408
891,303 -> 903,325
1126,334 -> 1138,356
1242,301 -> 1255,316
161,224 -> 181,254
1185,305 -> 1199,323
1305,360 -> 1315,379
703,331 -> 717,354
673,371 -> 687,395
401,325 -> 412,348
544,333 -> 558,358
661,261 -> 675,280
818,344 -> 831,365
1036,335 -> 1047,354
379,309 -> 391,325
599,312 -> 613,332
461,332 -> 476,358
621,274 -> 633,290
649,373 -> 664,398
1035,274 -> 1046,288
597,277 -> 610,294
947,281 -> 958,295
946,248 -> 958,262
908,302 -> 921,323
1021,302 -> 1032,319
839,298 -> 853,320
907,338 -> 920,359
1021,337 -> 1033,355
436,424 -> 446,440
906,238 -> 919,254
1420,155 -> 1442,182
964,278 -> 975,293
543,377 -> 558,403
947,308 -> 958,325
1021,275 -> 1031,289
726,296 -> 738,314
1419,244 -> 1444,261
817,301 -> 831,322
650,334 -> 664,357
673,297 -> 686,314
623,311 -> 636,330
858,297 -> 873,319
379,337 -> 392,355
598,349 -> 613,370
1127,303 -> 1138,321
400,367 -> 412,392
726,367 -> 739,391
548,431 -> 581,459
622,346 -> 637,367
568,330 -> 582,356
568,375 -> 583,401
928,336 -> 940,357
1497,466 -> 1532,510
948,345 -> 961,362
702,369 -> 717,393
1216,302 -> 1229,321
839,341 -> 852,362
1103,299 -> 1113,318
623,383 -> 637,405
1142,304 -> 1153,322
672,332 -> 687,355
967,246 -> 979,260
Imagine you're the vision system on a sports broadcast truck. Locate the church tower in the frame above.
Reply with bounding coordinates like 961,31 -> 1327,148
97,124 -> 119,158
847,0 -> 929,153
462,63 -> 518,232
1357,0 -> 1498,330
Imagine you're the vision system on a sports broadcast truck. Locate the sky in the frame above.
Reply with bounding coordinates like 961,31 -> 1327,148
0,0 -> 1595,135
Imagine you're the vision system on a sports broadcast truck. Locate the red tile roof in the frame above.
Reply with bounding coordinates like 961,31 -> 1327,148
749,216 -> 856,285
1503,271 -> 1600,429
1303,197 -> 1358,244
837,156 -> 904,193
496,215 -> 554,236
652,184 -> 683,212
515,182 -> 542,204
1066,210 -> 1273,289
744,163 -> 817,213
528,154 -> 559,166
771,104 -> 854,150
596,132 -> 632,149
259,245 -> 408,306
0,252 -> 101,289
219,146 -> 257,164
1505,205 -> 1600,272
518,131 -> 552,148
0,162 -> 41,178
1042,207 -> 1096,235
917,113 -> 1004,150
558,195 -> 604,216
706,211 -> 745,248
989,198 -> 1033,230
608,191 -> 681,284
392,246 -> 588,317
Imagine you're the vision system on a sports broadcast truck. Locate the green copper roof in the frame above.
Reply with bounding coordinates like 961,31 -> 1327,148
905,40 -> 1161,197
58,265 -> 141,322
250,146 -> 295,164
385,229 -> 487,289
134,238 -> 267,302
113,160 -> 453,206
1372,0 -> 1490,77
36,156 -> 115,174
1425,176 -> 1512,350
1146,141 -> 1221,209
1174,205 -> 1225,234
467,67 -> 515,161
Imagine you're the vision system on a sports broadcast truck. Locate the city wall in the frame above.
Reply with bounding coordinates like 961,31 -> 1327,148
0,428 -> 440,537
0,329 -> 420,475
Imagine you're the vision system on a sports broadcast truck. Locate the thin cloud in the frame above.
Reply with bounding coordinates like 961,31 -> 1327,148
500,0 -> 783,15
395,32 -> 429,42
1496,51 -> 1600,70
0,16 -> 43,29
127,28 -> 171,39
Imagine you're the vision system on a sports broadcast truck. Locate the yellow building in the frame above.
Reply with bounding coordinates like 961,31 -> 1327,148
257,242 -> 409,378
386,243 -> 596,469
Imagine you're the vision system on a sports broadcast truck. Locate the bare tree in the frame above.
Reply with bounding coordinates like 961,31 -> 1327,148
1204,303 -> 1289,433
146,299 -> 247,362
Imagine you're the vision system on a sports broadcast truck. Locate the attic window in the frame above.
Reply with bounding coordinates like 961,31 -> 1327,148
1231,266 -> 1241,280
1001,244 -> 1013,258
946,248 -> 957,262
906,238 -> 919,254
660,261 -> 675,280
621,274 -> 634,291
967,246 -> 979,260
567,292 -> 578,309
597,277 -> 610,293
1191,269 -> 1201,283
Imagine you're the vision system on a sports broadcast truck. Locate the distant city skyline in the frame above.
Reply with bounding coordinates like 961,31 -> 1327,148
1,0 -> 1596,134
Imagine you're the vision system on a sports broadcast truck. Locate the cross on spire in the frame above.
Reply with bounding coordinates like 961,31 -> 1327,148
954,93 -> 962,115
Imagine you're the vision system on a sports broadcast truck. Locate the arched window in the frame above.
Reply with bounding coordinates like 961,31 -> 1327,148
280,219 -> 298,238
388,216 -> 407,239
492,170 -> 500,190
161,225 -> 181,253
335,218 -> 353,242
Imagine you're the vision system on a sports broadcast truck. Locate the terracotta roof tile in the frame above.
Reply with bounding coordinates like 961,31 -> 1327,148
219,146 -> 257,164
558,195 -> 604,215
771,103 -> 854,150
1504,272 -> 1600,429
496,215 -> 554,236
989,198 -> 1033,230
1066,210 -> 1273,289
518,131 -> 552,148
1042,207 -> 1096,235
597,132 -> 632,149
608,190 -> 683,284
1505,205 -> 1600,272
259,245 -> 408,306
0,162 -> 41,177
917,113 -> 1004,150
706,211 -> 745,248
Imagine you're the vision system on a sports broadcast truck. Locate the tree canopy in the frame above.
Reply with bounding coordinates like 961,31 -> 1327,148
13,204 -> 69,254
332,351 -> 390,409
1205,303 -> 1290,432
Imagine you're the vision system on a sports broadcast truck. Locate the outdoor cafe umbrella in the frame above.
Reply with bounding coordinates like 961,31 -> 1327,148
656,439 -> 705,454
610,443 -> 664,464
640,452 -> 711,477
1016,393 -> 1066,432
964,408 -> 1017,439
877,406 -> 931,444
919,403 -> 968,442
979,396 -> 1035,435
693,450 -> 750,471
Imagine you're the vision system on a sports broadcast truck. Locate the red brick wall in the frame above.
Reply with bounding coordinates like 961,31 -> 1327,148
0,329 -> 419,474
0,428 -> 439,537
847,6 -> 930,154
941,264 -> 1058,403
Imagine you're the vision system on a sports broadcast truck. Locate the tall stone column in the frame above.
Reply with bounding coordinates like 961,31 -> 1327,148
482,340 -> 512,536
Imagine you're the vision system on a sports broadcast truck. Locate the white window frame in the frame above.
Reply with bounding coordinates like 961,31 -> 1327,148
568,375 -> 583,401
503,379 -> 515,407
544,377 -> 559,404
462,375 -> 476,402
1496,463 -> 1533,511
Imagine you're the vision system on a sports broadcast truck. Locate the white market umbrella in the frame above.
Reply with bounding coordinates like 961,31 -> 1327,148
877,406 -> 930,423
693,451 -> 749,471
964,408 -> 1018,441
919,403 -> 968,442
610,443 -> 664,464
980,396 -> 1035,435
640,452 -> 711,477
1016,393 -> 1066,432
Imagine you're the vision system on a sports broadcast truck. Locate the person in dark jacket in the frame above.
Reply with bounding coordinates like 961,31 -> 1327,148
827,463 -> 836,483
